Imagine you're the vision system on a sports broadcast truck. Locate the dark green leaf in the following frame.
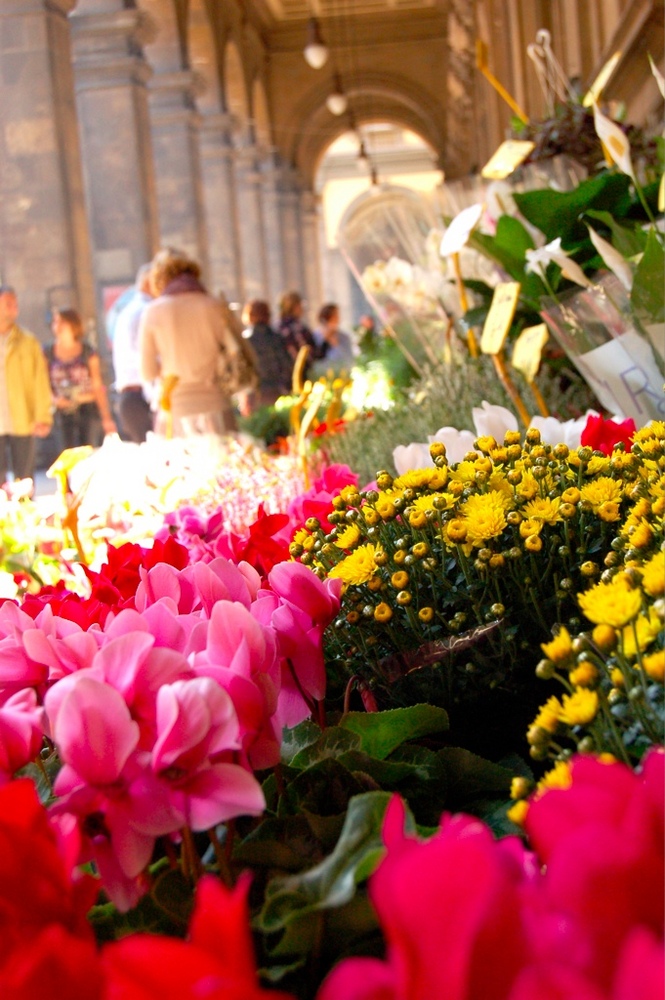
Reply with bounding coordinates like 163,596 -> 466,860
234,816 -> 321,871
277,757 -> 370,818
437,747 -> 514,807
631,227 -> 665,322
339,704 -> 449,760
256,792 -> 410,936
514,173 -> 631,243
150,867 -> 195,928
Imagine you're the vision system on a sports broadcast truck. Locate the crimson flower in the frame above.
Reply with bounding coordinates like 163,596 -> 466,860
580,414 -> 636,455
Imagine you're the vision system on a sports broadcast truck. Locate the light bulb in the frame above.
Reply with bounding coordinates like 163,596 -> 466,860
326,91 -> 347,115
304,18 -> 329,69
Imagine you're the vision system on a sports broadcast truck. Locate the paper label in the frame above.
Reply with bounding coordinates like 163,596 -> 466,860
576,329 -> 665,423
512,323 -> 549,381
481,282 -> 521,355
481,140 -> 536,180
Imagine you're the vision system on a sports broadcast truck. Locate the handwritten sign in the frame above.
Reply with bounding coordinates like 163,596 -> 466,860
512,323 -> 549,382
482,140 -> 535,180
481,282 -> 521,355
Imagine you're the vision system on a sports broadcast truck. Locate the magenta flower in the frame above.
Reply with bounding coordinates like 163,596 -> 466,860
151,677 -> 266,830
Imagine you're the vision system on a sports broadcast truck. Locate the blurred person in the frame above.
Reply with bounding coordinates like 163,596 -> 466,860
0,285 -> 53,487
312,302 -> 356,375
112,263 -> 154,443
46,308 -> 117,449
241,299 -> 292,412
139,248 -> 238,436
277,290 -> 326,381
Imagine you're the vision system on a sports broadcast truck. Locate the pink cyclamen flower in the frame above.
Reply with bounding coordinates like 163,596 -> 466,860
0,688 -> 43,784
151,677 -> 266,830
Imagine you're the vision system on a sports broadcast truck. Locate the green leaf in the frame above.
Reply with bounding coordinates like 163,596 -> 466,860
514,173 -> 631,244
256,791 -> 410,937
290,726 -> 361,769
281,720 -> 322,765
150,867 -> 195,929
631,227 -> 665,323
437,747 -> 514,807
339,704 -> 449,760
234,816 -> 321,871
584,209 -> 647,258
277,757 -> 370,819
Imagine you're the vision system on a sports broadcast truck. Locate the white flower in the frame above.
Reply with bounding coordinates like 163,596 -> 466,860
592,103 -> 635,180
472,401 -> 519,441
428,427 -> 476,465
525,238 -> 592,288
393,442 -> 433,475
439,203 -> 484,257
362,262 -> 388,295
586,225 -> 633,291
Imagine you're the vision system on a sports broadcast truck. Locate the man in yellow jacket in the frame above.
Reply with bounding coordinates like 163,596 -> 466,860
0,286 -> 53,487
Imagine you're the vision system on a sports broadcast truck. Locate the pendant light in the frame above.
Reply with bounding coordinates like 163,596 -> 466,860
326,72 -> 348,115
304,17 -> 329,69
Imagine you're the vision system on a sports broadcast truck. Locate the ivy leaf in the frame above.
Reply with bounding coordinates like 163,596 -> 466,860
339,704 -> 449,760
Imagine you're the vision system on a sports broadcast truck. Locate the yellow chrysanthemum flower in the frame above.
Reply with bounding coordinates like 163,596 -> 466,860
534,695 -> 563,733
598,501 -> 621,522
507,800 -> 529,826
516,471 -> 540,500
640,551 -> 665,597
586,455 -> 611,476
488,470 -> 512,500
633,421 -> 665,443
536,759 -> 573,796
620,607 -> 662,658
340,484 -> 361,504
519,518 -> 542,538
522,496 -> 562,524
626,520 -> 654,549
460,492 -> 508,546
293,528 -> 310,546
640,438 -> 664,457
393,468 -> 438,490
541,625 -> 573,664
334,523 -> 362,549
329,543 -> 381,586
569,661 -> 599,687
580,477 -> 623,512
643,649 -> 665,683
449,461 -> 477,484
578,576 -> 642,628
375,497 -> 397,520
410,493 -> 455,514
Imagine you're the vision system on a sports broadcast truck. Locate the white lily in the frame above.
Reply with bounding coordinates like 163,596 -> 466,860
439,203 -> 484,257
586,225 -> 634,291
525,238 -> 593,288
593,103 -> 635,180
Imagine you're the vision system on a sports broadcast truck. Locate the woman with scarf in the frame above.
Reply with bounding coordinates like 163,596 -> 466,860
139,248 -> 238,435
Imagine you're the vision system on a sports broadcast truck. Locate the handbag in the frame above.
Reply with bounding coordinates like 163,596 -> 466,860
216,296 -> 259,395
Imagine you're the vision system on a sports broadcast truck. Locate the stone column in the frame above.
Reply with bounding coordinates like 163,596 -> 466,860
233,141 -> 269,305
278,168 -> 306,297
70,2 -> 160,340
198,113 -> 243,304
0,0 -> 95,341
258,149 -> 287,307
300,190 -> 323,324
148,70 -> 209,272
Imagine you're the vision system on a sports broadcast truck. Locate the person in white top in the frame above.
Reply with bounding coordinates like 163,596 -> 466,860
139,248 -> 238,436
112,264 -> 154,443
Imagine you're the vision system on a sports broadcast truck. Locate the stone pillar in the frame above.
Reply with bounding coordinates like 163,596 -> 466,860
300,190 -> 323,324
233,141 -> 269,305
70,2 -> 159,345
148,70 -> 209,272
258,149 -> 287,307
198,113 -> 243,304
0,0 -> 95,341
278,169 -> 306,298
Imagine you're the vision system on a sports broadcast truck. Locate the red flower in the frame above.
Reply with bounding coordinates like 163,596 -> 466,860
235,504 -> 291,576
0,779 -> 103,997
580,414 -> 636,455
102,875 -> 294,1000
